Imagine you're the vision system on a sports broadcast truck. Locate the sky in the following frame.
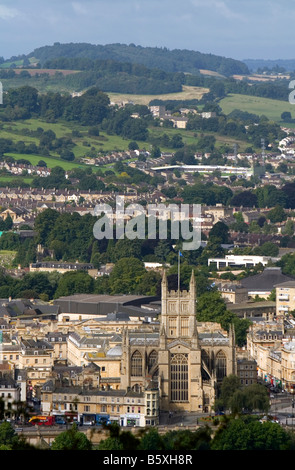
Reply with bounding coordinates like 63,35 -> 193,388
0,0 -> 294,61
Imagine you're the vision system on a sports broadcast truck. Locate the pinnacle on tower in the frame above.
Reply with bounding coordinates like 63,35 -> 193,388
162,268 -> 167,285
190,269 -> 195,289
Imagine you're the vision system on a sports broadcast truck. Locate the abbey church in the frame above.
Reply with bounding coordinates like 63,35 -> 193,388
120,270 -> 237,413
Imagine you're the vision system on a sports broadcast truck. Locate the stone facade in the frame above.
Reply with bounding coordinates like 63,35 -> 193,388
120,270 -> 237,413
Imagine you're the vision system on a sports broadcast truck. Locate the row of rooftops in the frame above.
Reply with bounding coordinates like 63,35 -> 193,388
0,268 -> 294,333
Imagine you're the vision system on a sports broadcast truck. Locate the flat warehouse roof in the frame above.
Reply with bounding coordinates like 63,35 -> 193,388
53,294 -> 160,317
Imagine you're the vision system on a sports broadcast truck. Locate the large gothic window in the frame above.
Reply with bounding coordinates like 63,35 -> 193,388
131,351 -> 142,376
216,351 -> 227,379
170,353 -> 188,402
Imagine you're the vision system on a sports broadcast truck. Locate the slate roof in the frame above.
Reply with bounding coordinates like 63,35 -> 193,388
240,267 -> 295,292
54,294 -> 160,318
0,299 -> 59,319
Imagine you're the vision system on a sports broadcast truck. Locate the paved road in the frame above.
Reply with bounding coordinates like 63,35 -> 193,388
269,392 -> 295,426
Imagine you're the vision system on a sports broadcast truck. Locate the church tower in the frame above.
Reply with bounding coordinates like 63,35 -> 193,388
158,269 -> 204,412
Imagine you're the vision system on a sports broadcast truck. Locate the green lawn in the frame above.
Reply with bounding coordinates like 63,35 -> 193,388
0,174 -> 33,183
219,93 -> 295,123
5,153 -> 87,171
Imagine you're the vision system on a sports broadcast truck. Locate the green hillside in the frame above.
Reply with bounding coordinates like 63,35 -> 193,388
24,42 -> 249,76
219,93 -> 295,123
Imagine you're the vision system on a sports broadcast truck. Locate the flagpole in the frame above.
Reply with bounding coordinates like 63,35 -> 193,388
178,250 -> 180,293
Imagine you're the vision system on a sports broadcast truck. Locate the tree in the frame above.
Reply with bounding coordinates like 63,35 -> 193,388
34,208 -> 60,245
230,190 -> 258,207
0,421 -> 34,450
243,383 -> 270,414
196,292 -> 249,345
128,141 -> 139,150
138,428 -> 165,450
98,423 -> 140,451
60,150 -> 75,161
111,238 -> 142,262
200,237 -> 225,264
215,374 -> 241,413
151,145 -> 161,158
196,290 -> 229,324
0,232 -> 20,251
256,184 -> 286,208
279,252 -> 295,276
51,423 -> 92,450
268,205 -> 287,223
209,221 -> 230,244
108,257 -> 146,294
282,219 -> 294,236
231,316 -> 252,347
162,428 -> 212,450
137,270 -> 161,295
54,271 -> 95,298
15,272 -> 57,299
3,214 -> 13,230
215,375 -> 269,415
254,241 -> 279,257
277,162 -> 288,173
211,416 -> 294,450
281,111 -> 292,121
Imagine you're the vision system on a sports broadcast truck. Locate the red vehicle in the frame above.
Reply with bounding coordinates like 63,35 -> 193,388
29,415 -> 55,426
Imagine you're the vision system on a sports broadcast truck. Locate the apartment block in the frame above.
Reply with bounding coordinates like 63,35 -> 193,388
275,281 -> 295,316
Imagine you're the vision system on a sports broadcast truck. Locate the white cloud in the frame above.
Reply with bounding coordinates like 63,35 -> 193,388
0,4 -> 19,20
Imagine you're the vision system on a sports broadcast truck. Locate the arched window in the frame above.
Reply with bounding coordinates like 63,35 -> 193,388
131,351 -> 142,376
216,350 -> 227,379
148,350 -> 158,372
170,353 -> 188,402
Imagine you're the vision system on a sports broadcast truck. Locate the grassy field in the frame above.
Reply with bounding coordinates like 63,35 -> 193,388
5,153 -> 88,171
0,174 -> 33,183
219,93 -> 295,123
0,113 -> 254,175
149,126 -> 253,153
1,118 -> 149,171
107,85 -> 209,106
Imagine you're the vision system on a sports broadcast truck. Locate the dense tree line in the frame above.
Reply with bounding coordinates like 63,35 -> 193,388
231,181 -> 295,210
0,50 -> 290,105
0,86 -> 154,144
25,42 -> 250,76
2,415 -> 294,451
43,57 -> 184,94
0,86 -> 110,124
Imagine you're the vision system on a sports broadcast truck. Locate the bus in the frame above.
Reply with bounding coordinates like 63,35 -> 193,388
29,415 -> 55,426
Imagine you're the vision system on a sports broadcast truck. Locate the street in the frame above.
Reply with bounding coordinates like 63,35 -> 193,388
270,391 -> 295,426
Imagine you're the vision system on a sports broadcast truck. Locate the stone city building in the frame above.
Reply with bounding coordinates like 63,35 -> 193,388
120,270 -> 237,413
